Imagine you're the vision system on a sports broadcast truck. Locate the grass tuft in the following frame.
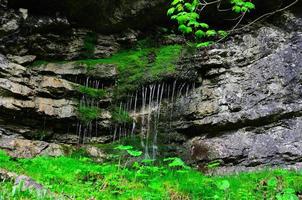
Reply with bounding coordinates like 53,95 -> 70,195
78,106 -> 101,123
77,86 -> 107,99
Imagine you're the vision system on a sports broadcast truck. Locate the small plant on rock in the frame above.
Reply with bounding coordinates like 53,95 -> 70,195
167,0 -> 255,47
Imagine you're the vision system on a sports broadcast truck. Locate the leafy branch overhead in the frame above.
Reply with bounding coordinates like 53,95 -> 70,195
167,0 -> 255,46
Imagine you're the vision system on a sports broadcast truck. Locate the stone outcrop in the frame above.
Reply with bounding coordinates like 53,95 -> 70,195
0,1 -> 122,60
171,12 -> 302,172
0,126 -> 108,162
0,127 -> 71,158
0,54 -> 114,140
6,0 -> 169,33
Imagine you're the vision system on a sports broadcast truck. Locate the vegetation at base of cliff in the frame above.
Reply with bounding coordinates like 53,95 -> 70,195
76,85 -> 107,99
78,105 -> 101,123
76,43 -> 183,99
1,149 -> 302,200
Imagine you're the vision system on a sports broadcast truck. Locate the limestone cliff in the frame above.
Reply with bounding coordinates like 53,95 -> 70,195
0,0 -> 301,173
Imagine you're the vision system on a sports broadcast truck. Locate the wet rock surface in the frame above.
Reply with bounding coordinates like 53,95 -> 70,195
172,12 -> 302,172
0,54 -> 114,137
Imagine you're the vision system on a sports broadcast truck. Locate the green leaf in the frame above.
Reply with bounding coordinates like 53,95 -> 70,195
184,3 -> 193,11
141,159 -> 155,164
126,150 -> 142,157
132,161 -> 140,168
195,30 -> 205,38
244,2 -> 255,9
176,14 -> 190,24
171,15 -> 178,20
241,6 -> 248,12
168,158 -> 186,168
218,30 -> 228,38
277,189 -> 299,200
199,23 -> 209,29
267,177 -> 278,188
189,12 -> 200,20
196,41 -> 213,48
207,161 -> 220,169
231,0 -> 244,6
192,0 -> 198,7
216,180 -> 230,190
178,24 -> 188,32
232,5 -> 241,13
171,0 -> 181,6
187,20 -> 199,28
283,188 -> 296,194
115,145 -> 133,150
167,7 -> 175,16
185,26 -> 193,34
206,30 -> 217,37
176,4 -> 184,11
163,157 -> 176,162
178,24 -> 192,34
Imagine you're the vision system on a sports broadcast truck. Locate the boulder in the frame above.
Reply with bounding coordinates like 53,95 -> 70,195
84,146 -> 107,162
0,127 -> 71,158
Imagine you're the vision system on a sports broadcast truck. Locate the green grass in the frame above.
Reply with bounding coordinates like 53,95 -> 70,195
0,149 -> 302,200
77,85 -> 108,99
78,105 -> 101,123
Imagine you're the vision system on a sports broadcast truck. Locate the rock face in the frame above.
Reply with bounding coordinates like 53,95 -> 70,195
0,54 -> 114,141
0,1 -> 123,60
7,0 -> 169,33
171,12 -> 302,172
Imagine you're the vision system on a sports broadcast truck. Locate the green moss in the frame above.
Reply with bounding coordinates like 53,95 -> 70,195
111,107 -> 132,124
78,106 -> 101,123
76,44 -> 183,99
29,43 -> 183,100
77,85 -> 107,99
150,44 -> 183,78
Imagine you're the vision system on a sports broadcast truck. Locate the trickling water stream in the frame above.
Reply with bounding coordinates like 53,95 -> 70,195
71,74 -> 196,159
76,77 -> 103,144
114,81 -> 196,159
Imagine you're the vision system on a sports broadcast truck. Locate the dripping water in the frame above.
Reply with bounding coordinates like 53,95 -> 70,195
110,80 -> 197,159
